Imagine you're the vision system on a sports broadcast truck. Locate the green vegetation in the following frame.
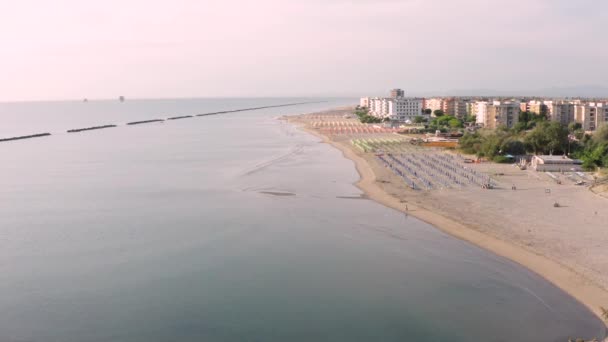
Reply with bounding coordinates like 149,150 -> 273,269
427,115 -> 464,132
433,109 -> 444,117
464,114 -> 476,123
354,108 -> 383,124
513,111 -> 547,132
492,155 -> 513,163
459,118 -> 608,171
573,125 -> 608,171
423,108 -> 432,115
413,116 -> 428,124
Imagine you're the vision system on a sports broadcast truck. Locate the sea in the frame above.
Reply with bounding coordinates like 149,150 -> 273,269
0,98 -> 604,342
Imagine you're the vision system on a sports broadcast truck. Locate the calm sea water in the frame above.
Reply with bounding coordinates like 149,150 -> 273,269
0,98 -> 604,342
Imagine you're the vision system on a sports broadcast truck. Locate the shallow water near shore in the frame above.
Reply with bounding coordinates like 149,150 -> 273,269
0,98 -> 604,341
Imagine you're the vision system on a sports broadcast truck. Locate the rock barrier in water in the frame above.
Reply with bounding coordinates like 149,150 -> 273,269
167,115 -> 194,120
194,102 -> 324,117
0,133 -> 51,142
126,119 -> 165,125
67,125 -> 117,133
1,101 -> 326,144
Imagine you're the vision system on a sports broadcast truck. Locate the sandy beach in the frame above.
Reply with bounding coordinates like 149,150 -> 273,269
285,107 -> 608,334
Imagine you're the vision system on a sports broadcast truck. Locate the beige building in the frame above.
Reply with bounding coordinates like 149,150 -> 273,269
451,99 -> 470,119
424,98 -> 444,113
545,101 -> 574,125
574,102 -> 608,131
486,101 -> 520,129
527,100 -> 548,117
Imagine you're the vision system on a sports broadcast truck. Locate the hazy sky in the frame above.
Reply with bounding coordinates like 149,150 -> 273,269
1,0 -> 606,101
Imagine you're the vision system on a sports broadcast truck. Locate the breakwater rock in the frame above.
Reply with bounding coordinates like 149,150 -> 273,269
126,119 -> 165,125
67,125 -> 117,133
0,133 -> 52,142
167,115 -> 194,120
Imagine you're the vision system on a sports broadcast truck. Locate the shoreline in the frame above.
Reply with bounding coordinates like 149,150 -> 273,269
287,113 -> 608,337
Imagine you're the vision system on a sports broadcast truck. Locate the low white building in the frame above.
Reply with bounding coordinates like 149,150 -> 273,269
531,155 -> 583,172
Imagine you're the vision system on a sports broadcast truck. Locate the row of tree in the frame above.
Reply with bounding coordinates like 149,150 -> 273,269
354,108 -> 384,124
459,118 -> 608,170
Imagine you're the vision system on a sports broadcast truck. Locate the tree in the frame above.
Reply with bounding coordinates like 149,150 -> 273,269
519,110 -> 531,123
464,114 -> 476,123
568,122 -> 582,133
500,139 -> 526,155
459,132 -> 482,154
524,125 -> 550,154
513,121 -> 528,133
434,115 -> 456,126
593,124 -> 608,144
449,118 -> 463,128
580,143 -> 608,170
479,134 -> 502,158
413,116 -> 426,124
433,109 -> 444,117
544,122 -> 569,155
424,108 -> 432,115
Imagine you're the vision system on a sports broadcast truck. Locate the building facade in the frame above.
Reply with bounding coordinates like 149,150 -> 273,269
390,89 -> 405,98
527,100 -> 548,117
474,101 -> 490,126
574,102 -> 608,131
368,97 -> 424,122
359,97 -> 370,108
545,101 -> 574,125
486,101 -> 520,129
424,98 -> 444,113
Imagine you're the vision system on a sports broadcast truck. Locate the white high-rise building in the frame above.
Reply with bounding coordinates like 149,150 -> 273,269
360,97 -> 370,108
368,97 -> 424,122
389,98 -> 424,122
474,101 -> 490,126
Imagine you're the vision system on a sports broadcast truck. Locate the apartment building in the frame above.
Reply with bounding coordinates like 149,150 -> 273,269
390,89 -> 405,98
474,101 -> 490,126
368,97 -> 424,122
444,98 -> 470,119
424,98 -> 444,113
527,100 -> 548,117
574,102 -> 608,131
359,97 -> 370,108
486,101 -> 520,129
545,101 -> 574,125
368,97 -> 390,117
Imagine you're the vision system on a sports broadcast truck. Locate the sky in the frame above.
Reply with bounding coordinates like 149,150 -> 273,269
0,0 -> 607,101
